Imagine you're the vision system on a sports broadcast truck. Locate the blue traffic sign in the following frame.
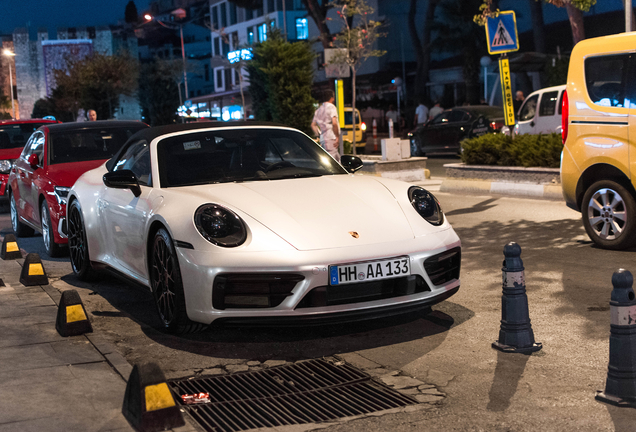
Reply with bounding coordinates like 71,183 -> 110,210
485,11 -> 519,55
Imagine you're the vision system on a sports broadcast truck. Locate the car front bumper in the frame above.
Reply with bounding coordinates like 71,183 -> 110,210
175,229 -> 461,325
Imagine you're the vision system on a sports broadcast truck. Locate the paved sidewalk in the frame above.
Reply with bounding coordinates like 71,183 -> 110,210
0,252 -> 194,432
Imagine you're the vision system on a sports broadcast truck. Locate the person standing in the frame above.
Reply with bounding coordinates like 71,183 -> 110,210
428,101 -> 443,121
311,90 -> 340,161
87,109 -> 97,121
414,101 -> 429,127
513,91 -> 525,118
385,105 -> 398,127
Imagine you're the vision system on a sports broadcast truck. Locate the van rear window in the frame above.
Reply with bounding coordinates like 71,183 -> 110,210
584,54 -> 629,108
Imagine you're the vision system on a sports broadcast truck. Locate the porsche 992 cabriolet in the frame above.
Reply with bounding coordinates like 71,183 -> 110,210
67,122 -> 461,333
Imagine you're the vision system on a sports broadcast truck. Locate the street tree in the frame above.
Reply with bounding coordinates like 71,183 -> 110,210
328,0 -> 385,154
138,59 -> 182,125
125,1 -> 139,23
433,0 -> 486,106
247,31 -> 316,133
53,52 -> 139,120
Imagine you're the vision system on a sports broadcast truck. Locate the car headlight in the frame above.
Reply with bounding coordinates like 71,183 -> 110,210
194,204 -> 247,247
0,160 -> 12,174
408,186 -> 444,226
54,186 -> 70,205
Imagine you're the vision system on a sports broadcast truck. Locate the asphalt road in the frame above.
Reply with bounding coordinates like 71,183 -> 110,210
2,191 -> 636,431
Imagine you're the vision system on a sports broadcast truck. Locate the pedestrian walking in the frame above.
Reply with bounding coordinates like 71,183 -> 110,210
385,105 -> 398,128
513,91 -> 525,119
311,90 -> 340,161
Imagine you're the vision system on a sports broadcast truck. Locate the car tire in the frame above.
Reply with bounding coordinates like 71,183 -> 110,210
582,180 -> 636,250
41,201 -> 64,258
150,228 -> 207,334
67,200 -> 96,281
10,191 -> 34,237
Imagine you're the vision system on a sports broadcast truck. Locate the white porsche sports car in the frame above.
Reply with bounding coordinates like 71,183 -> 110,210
67,123 -> 461,333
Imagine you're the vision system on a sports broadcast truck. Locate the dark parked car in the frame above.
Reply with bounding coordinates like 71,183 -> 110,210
408,105 -> 504,156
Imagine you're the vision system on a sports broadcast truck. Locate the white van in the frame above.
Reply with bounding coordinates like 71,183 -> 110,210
512,84 -> 566,136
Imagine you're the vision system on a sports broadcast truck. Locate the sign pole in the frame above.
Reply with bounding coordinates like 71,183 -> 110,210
498,54 -> 515,136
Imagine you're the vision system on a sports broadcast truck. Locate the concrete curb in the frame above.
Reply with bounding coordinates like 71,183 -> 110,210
440,163 -> 563,200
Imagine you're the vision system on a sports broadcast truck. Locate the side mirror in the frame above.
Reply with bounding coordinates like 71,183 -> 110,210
340,155 -> 364,173
103,170 -> 141,197
28,154 -> 39,169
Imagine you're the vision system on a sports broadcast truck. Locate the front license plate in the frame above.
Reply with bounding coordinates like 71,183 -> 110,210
329,257 -> 410,286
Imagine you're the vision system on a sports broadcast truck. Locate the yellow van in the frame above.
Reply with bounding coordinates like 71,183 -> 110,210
562,32 -> 636,249
341,107 -> 367,153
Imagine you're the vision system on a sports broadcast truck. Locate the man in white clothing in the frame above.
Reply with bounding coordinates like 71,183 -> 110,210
414,101 -> 429,126
311,90 -> 340,161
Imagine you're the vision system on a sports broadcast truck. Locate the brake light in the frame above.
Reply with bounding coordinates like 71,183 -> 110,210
490,121 -> 504,131
360,122 -> 367,132
561,89 -> 569,145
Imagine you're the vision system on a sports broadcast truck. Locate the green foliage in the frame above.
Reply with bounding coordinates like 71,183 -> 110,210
53,52 -> 139,120
138,59 -> 182,126
475,0 -> 597,25
247,31 -> 316,133
545,56 -> 569,87
461,132 -> 563,168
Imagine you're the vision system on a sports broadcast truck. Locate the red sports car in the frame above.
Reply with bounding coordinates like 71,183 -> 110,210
9,120 -> 148,257
0,119 -> 61,200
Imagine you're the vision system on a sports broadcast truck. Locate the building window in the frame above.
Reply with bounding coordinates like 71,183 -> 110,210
256,1 -> 264,17
248,28 -> 254,45
258,23 -> 267,42
222,40 -> 229,56
231,31 -> 239,50
215,67 -> 224,91
229,2 -> 237,25
204,64 -> 210,82
68,27 -> 77,39
220,2 -> 228,27
246,8 -> 253,20
296,18 -> 308,40
214,37 -> 221,56
88,26 -> 96,39
267,0 -> 275,13
212,5 -> 219,29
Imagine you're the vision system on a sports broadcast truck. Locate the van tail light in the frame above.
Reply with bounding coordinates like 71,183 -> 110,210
360,122 -> 367,131
561,89 -> 569,145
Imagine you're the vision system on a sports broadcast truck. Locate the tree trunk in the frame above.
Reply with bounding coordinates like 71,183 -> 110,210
408,0 -> 439,103
565,3 -> 585,45
302,0 -> 333,48
529,0 -> 546,53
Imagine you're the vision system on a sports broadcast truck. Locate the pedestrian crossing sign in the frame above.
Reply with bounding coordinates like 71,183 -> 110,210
485,11 -> 519,55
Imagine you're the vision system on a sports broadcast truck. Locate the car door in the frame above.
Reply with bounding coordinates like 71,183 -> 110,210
535,89 -> 561,134
15,131 -> 45,225
420,111 -> 451,152
516,94 -> 539,135
99,140 -> 155,279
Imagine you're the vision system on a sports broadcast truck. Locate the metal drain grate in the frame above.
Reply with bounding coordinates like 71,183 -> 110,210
169,358 -> 417,432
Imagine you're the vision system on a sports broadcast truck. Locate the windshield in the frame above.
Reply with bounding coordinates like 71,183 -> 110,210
49,126 -> 146,165
344,111 -> 360,126
157,128 -> 347,187
0,122 -> 52,150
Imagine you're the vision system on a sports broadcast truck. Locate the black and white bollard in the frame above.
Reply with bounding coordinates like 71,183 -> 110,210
492,242 -> 542,354
596,269 -> 636,408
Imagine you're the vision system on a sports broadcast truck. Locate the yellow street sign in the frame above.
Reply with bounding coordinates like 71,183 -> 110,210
335,79 -> 345,128
499,58 -> 515,126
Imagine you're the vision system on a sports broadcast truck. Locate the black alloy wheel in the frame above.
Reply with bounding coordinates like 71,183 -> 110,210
67,200 -> 95,280
150,228 -> 206,334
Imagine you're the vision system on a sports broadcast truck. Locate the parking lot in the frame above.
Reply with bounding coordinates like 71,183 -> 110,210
2,188 -> 636,431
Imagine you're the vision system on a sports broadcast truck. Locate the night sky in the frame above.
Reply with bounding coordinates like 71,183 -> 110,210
1,0 -> 153,35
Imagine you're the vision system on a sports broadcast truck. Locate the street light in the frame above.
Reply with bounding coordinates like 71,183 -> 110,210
3,49 -> 15,119
144,13 -> 189,105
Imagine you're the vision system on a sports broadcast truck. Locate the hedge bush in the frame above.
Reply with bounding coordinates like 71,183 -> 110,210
461,132 -> 563,168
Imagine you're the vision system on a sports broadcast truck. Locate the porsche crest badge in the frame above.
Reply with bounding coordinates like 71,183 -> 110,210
349,231 -> 359,239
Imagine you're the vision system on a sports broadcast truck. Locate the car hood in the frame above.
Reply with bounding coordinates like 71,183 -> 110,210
46,159 -> 108,187
180,175 -> 419,251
